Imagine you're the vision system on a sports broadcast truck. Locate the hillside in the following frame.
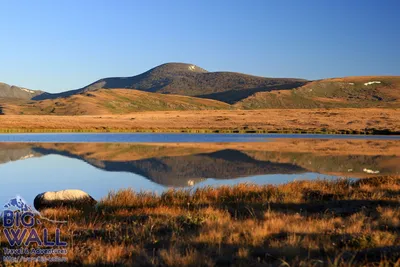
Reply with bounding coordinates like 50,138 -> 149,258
33,63 -> 307,103
0,82 -> 44,100
236,76 -> 400,109
2,67 -> 400,113
0,88 -> 230,115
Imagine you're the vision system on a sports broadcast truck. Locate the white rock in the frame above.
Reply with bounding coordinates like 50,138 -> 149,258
41,189 -> 90,201
34,189 -> 96,210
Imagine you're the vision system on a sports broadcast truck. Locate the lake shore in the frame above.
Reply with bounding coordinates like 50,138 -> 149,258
0,108 -> 399,135
22,176 -> 400,266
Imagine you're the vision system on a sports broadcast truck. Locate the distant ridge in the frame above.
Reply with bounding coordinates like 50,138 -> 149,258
33,62 -> 307,103
0,82 -> 45,100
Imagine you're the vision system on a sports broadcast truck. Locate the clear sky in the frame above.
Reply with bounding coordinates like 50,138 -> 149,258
0,0 -> 399,93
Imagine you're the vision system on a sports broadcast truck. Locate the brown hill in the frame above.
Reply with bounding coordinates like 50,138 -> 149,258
0,88 -> 230,115
33,63 -> 307,103
0,82 -> 45,100
236,76 -> 400,109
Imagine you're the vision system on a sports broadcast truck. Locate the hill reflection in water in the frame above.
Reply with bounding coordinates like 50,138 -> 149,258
0,140 -> 398,203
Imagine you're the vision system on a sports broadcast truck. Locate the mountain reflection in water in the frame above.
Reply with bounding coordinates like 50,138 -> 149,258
0,140 -> 399,188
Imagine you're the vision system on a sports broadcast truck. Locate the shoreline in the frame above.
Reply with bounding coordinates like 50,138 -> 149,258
0,128 -> 399,135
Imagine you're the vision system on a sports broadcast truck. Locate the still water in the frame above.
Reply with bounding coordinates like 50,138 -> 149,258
0,133 -> 399,205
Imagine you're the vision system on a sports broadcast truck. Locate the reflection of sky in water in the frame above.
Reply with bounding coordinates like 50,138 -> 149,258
192,173 -> 338,189
0,155 -> 165,205
0,155 -> 341,206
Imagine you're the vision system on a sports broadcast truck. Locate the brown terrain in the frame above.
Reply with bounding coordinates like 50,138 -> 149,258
1,76 -> 399,116
0,64 -> 399,135
0,108 -> 398,134
3,177 -> 398,266
238,76 -> 400,109
31,63 -> 306,103
0,89 -> 231,115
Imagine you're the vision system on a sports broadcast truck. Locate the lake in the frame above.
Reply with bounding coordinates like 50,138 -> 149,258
0,133 -> 399,205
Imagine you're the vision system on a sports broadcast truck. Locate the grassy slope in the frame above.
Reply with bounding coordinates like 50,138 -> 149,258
0,82 -> 44,100
2,76 -> 400,116
236,76 -> 400,109
14,177 -> 400,266
0,89 -> 231,115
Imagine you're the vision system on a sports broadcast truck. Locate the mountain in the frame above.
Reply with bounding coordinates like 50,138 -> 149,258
2,64 -> 399,112
0,82 -> 45,100
33,63 -> 307,103
236,76 -> 400,109
1,88 -> 230,115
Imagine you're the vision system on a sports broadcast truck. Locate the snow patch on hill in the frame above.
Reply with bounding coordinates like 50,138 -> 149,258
19,154 -> 35,160
364,81 -> 381,86
21,88 -> 35,94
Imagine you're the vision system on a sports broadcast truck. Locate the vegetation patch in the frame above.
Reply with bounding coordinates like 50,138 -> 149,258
5,176 -> 399,266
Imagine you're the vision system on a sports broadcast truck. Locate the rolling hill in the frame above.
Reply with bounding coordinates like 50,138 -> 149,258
0,88 -> 231,115
0,82 -> 45,100
1,63 -> 399,114
32,63 -> 307,103
236,76 -> 400,109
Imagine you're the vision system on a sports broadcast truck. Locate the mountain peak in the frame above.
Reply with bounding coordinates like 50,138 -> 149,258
148,62 -> 208,74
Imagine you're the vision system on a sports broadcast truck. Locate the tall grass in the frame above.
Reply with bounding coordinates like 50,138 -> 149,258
2,176 -> 396,266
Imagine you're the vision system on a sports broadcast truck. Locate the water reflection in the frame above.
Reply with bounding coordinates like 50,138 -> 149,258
0,140 -> 398,203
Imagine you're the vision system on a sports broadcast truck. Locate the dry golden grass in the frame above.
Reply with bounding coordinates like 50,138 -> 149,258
0,108 -> 399,134
0,89 -> 231,115
236,76 -> 400,109
2,177 -> 400,266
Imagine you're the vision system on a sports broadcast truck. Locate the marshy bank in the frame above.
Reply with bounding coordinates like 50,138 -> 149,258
11,176 -> 400,266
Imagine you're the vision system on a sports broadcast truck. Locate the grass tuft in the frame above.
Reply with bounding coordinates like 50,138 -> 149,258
2,176 -> 398,266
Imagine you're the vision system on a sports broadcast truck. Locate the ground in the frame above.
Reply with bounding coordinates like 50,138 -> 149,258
0,108 -> 399,134
2,176 -> 399,266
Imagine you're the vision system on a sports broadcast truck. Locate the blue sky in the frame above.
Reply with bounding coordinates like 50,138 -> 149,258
0,0 -> 399,93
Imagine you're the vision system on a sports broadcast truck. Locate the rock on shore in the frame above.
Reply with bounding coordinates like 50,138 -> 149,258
34,189 -> 97,210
